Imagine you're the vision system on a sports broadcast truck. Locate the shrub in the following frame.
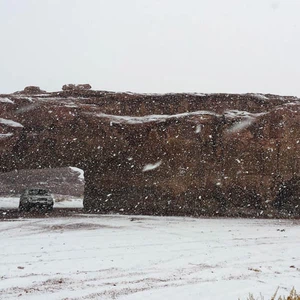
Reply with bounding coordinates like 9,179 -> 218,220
245,288 -> 300,300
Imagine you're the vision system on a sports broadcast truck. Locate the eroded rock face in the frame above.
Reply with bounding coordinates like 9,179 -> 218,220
0,87 -> 300,217
21,86 -> 46,94
62,84 -> 92,91
0,167 -> 84,197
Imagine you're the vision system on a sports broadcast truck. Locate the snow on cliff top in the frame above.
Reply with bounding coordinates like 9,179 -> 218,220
69,167 -> 85,180
224,110 -> 266,118
0,97 -> 14,104
94,111 -> 220,124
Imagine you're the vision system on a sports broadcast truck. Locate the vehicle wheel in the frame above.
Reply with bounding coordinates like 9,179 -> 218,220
19,204 -> 27,212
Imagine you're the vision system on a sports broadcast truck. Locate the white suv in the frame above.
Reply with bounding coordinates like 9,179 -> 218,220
19,188 -> 54,211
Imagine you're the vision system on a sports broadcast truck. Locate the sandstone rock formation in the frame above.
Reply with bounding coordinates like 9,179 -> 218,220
62,84 -> 92,91
1,87 -> 300,217
0,167 -> 84,197
21,86 -> 46,94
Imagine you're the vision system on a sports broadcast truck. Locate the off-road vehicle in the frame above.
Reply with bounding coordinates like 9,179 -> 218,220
19,188 -> 54,211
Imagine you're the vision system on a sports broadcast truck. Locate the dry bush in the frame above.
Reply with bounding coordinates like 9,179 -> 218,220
245,288 -> 300,300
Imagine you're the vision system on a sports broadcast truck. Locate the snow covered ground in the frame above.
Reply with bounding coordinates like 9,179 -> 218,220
0,196 -> 83,209
0,197 -> 300,300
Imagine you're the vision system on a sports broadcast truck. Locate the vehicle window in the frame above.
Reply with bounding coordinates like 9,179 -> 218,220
28,190 -> 49,196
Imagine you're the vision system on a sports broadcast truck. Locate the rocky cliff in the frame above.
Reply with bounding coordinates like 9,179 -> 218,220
1,86 -> 300,217
0,167 -> 84,197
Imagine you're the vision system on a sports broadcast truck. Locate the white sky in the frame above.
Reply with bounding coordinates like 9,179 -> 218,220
0,0 -> 300,96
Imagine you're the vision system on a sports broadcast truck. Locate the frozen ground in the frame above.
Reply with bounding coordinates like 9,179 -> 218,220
0,197 -> 300,300
0,196 -> 83,209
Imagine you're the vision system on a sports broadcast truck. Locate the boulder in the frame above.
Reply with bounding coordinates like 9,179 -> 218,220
62,84 -> 92,91
22,86 -> 46,94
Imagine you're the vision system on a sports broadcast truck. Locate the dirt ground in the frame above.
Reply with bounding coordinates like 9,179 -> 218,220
0,208 -> 84,220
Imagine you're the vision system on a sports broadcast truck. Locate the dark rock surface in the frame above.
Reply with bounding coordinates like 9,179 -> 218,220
1,87 -> 300,217
20,86 -> 47,94
0,167 -> 84,197
62,84 -> 92,91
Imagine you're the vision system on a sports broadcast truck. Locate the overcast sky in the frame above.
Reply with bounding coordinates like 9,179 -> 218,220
0,0 -> 300,96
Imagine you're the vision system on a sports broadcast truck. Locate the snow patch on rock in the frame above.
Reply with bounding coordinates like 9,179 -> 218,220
224,110 -> 266,118
195,124 -> 202,133
227,118 -> 255,133
69,167 -> 85,180
143,161 -> 162,172
250,93 -> 269,100
192,93 -> 207,97
0,118 -> 24,128
0,133 -> 13,139
64,104 -> 79,108
225,110 -> 267,134
0,97 -> 14,104
94,111 -> 220,124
